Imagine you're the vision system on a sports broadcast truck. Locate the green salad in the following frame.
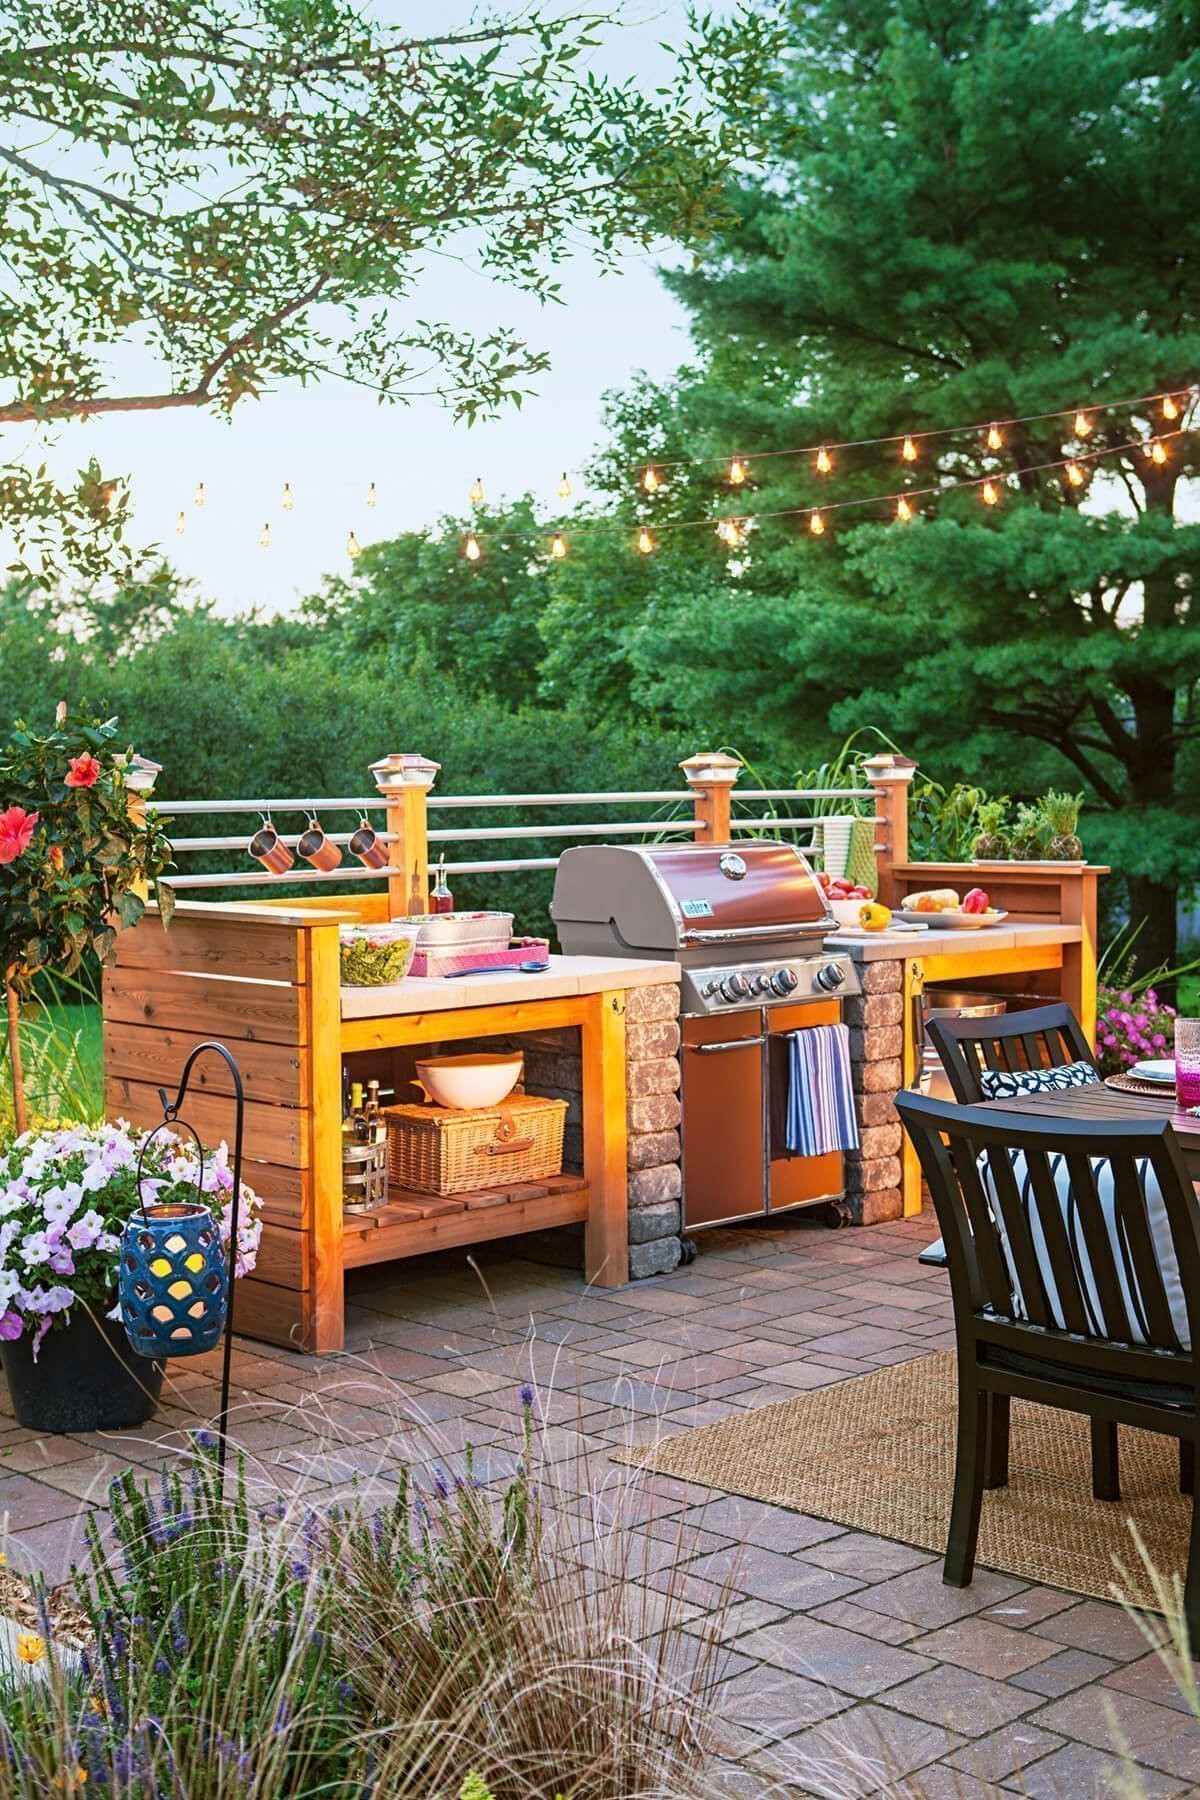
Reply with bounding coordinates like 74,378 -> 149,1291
338,931 -> 414,986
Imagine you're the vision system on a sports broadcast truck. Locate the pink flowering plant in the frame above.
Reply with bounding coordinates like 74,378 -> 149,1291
0,1121 -> 261,1355
1095,981 -> 1177,1075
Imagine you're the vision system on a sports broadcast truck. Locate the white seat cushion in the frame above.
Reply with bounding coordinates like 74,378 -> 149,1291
977,1148 -> 1188,1350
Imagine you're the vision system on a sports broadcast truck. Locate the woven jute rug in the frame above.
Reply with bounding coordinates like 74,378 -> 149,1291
615,1351 -> 1187,1614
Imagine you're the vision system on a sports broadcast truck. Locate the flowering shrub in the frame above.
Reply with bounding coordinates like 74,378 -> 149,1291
1095,982 -> 1177,1076
0,1121 -> 261,1354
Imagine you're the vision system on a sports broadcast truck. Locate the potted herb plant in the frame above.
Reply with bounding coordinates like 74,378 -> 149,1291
0,708 -> 173,1133
0,1121 -> 261,1432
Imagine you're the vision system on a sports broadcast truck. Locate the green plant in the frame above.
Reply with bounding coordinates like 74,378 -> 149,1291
908,779 -> 987,863
971,797 -> 1010,860
0,709 -> 173,1131
1041,789 -> 1085,860
1009,801 -> 1051,861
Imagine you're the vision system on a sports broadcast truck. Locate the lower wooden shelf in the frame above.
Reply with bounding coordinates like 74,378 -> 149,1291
340,1172 -> 589,1268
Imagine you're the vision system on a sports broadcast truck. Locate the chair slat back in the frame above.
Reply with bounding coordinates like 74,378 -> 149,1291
926,1003 -> 1096,1105
895,1089 -> 1200,1360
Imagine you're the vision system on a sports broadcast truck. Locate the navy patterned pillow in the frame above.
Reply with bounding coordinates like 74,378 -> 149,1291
977,1058 -> 1099,1100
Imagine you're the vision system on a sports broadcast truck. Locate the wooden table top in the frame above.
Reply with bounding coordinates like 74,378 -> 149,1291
986,1079 -> 1200,1144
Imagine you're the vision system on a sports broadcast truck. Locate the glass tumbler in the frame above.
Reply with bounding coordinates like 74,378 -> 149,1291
1175,1019 -> 1200,1109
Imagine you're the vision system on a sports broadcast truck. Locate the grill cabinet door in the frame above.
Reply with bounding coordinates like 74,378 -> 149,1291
681,1012 -> 767,1227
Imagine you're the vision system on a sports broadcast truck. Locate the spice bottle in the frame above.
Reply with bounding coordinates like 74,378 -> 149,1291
429,856 -> 454,916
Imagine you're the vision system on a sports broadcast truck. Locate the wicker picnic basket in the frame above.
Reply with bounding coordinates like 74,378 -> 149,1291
383,1095 -> 568,1196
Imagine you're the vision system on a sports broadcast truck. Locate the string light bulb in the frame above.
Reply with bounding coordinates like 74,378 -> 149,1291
346,530 -> 361,559
103,482 -> 120,513
550,532 -> 567,559
1074,410 -> 1091,437
641,465 -> 661,494
1162,393 -> 1180,421
981,480 -> 1000,506
193,481 -> 206,507
1065,461 -> 1085,487
465,532 -> 481,562
816,446 -> 833,474
716,518 -> 744,548
175,510 -> 186,535
901,435 -> 918,463
366,482 -> 377,508
1150,440 -> 1168,465
281,481 -> 294,511
729,457 -> 748,486
896,496 -> 913,522
469,476 -> 484,506
636,527 -> 654,555
986,422 -> 1003,451
556,472 -> 572,499
259,522 -> 271,548
809,510 -> 825,536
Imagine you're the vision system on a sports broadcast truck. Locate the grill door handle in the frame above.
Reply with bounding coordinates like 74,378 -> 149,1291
688,1036 -> 766,1054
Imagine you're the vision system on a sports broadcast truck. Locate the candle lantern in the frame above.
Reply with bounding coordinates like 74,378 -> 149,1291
120,1178 -> 228,1358
117,1043 -> 246,1473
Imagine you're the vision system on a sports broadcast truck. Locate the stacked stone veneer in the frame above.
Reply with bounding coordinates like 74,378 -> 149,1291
844,958 -> 906,1225
451,979 -> 684,1279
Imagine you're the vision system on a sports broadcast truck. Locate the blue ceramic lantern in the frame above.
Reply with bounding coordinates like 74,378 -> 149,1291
120,1202 -> 229,1359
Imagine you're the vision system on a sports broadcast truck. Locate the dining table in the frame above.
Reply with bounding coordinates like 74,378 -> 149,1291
984,1078 -> 1200,1179
916,1077 -> 1200,1269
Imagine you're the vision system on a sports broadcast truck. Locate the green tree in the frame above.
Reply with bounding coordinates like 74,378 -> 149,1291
600,0 -> 1200,964
0,0 -> 776,582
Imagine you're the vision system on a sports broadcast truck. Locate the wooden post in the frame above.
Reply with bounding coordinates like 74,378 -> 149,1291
1059,867 -> 1102,1043
306,921 -> 346,1353
581,989 -> 629,1286
863,753 -> 917,908
680,751 -> 742,845
900,957 -> 925,1217
370,753 -> 440,918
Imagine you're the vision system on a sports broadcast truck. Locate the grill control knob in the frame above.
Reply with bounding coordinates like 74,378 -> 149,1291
719,973 -> 751,1003
770,968 -> 799,997
815,962 -> 847,993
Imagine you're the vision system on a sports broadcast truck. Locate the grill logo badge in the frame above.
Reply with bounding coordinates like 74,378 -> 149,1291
681,897 -> 714,918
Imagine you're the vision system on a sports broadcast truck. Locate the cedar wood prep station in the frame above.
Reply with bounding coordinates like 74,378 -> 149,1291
103,752 -> 1102,1354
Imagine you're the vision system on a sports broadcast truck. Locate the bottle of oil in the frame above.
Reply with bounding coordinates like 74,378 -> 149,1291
429,856 -> 454,916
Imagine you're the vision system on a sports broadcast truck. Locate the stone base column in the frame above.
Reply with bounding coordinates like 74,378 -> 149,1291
623,983 -> 682,1277
844,959 -> 905,1224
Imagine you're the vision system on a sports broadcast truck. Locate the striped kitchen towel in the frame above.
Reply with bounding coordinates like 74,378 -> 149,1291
785,1024 -> 861,1157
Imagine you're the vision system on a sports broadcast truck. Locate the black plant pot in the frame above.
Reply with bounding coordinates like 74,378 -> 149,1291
0,1309 -> 164,1434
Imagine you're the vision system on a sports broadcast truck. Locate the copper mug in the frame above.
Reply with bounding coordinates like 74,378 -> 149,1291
248,820 -> 295,874
296,815 -> 342,872
349,816 -> 389,870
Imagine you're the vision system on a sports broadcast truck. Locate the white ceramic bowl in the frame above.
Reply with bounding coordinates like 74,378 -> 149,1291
827,897 -> 872,928
414,1053 -> 523,1110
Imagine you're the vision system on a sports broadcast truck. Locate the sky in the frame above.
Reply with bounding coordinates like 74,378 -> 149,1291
33,4 -> 703,618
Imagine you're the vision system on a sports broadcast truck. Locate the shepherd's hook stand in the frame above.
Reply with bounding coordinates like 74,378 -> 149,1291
146,1041 -> 245,1480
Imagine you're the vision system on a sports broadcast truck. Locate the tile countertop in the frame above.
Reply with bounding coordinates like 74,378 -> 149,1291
339,953 -> 681,1019
825,919 -> 1084,962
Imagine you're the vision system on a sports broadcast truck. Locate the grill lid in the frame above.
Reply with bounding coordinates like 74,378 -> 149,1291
551,841 -> 833,953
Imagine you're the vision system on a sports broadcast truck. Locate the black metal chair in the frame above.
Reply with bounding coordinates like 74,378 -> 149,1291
925,1001 -> 1098,1105
895,1088 -> 1200,1640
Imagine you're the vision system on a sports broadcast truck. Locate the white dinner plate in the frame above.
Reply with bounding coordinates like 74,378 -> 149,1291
1130,1058 -> 1175,1083
896,908 -> 1009,930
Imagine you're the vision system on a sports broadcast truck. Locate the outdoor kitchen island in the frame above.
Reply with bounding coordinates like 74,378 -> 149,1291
103,902 -> 680,1356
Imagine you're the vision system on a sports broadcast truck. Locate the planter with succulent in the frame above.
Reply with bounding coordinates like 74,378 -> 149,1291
971,798 -> 1010,861
0,708 -> 173,1134
1008,801 -> 1051,861
1041,790 -> 1085,861
0,1121 -> 261,1431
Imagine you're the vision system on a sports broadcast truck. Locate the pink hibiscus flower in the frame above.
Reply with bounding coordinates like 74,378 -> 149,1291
0,806 -> 38,866
65,752 -> 101,789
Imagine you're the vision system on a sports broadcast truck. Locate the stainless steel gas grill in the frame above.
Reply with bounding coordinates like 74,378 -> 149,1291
552,841 -> 861,1233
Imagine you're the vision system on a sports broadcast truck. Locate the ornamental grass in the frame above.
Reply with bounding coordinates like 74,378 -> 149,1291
0,1393 -> 723,1799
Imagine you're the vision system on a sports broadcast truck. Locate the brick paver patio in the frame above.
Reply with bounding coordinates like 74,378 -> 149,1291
0,1209 -> 1190,1798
